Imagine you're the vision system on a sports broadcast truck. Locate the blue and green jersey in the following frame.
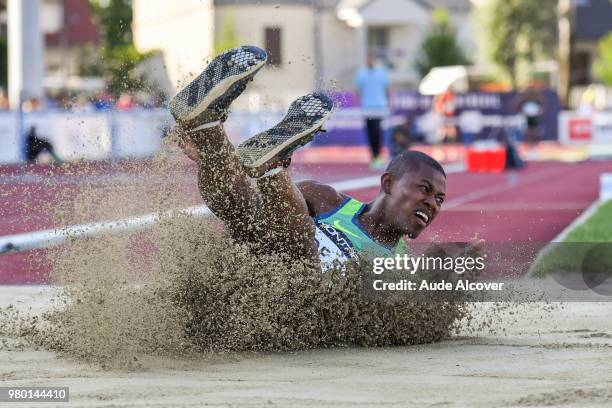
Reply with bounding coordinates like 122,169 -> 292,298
313,197 -> 407,267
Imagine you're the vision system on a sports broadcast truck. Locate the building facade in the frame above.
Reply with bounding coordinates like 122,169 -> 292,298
43,0 -> 100,88
132,0 -> 474,109
132,0 -> 214,97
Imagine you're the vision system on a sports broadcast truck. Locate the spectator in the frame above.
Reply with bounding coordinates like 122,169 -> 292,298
25,126 -> 62,163
390,115 -> 420,158
72,93 -> 94,112
92,91 -> 114,111
22,97 -> 42,112
0,88 -> 9,110
355,52 -> 390,170
116,93 -> 135,111
432,87 -> 457,144
516,85 -> 545,146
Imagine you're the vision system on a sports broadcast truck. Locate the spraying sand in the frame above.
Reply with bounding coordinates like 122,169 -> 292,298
2,288 -> 612,407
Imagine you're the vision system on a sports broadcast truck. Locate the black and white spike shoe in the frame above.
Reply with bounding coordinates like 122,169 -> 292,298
236,93 -> 334,178
169,45 -> 267,126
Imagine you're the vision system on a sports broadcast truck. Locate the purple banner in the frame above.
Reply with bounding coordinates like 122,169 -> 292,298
315,90 -> 561,146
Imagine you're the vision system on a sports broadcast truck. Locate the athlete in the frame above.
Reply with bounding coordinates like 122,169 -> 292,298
171,45 -> 480,269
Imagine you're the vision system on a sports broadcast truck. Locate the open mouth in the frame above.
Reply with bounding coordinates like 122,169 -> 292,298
415,210 -> 430,226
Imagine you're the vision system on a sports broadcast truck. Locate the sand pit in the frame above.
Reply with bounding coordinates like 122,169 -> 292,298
2,286 -> 611,408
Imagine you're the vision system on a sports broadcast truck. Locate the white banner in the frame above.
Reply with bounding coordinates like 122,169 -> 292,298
1,109 -> 173,162
558,111 -> 612,145
24,111 -> 112,160
114,110 -> 173,158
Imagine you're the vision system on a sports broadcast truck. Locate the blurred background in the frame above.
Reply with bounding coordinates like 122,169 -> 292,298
0,0 -> 611,165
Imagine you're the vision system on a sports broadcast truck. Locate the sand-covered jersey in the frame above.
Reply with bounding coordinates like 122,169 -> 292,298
313,197 -> 408,268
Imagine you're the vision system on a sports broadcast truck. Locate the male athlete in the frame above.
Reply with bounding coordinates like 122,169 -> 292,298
171,45 -> 479,268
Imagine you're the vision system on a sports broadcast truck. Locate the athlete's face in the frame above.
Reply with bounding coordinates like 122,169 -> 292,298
383,165 -> 446,238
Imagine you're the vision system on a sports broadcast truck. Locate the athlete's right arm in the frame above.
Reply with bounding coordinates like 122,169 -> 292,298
296,180 -> 347,218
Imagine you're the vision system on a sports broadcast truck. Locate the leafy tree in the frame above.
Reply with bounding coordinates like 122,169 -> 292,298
480,0 -> 557,88
594,32 -> 612,86
89,0 -> 134,49
0,36 -> 6,88
415,8 -> 470,78
214,13 -> 241,54
88,0 -> 152,95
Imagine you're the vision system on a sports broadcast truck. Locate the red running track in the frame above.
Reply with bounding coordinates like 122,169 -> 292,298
1,159 -> 610,284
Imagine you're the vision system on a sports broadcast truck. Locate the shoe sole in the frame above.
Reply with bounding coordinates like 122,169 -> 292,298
169,46 -> 267,123
237,93 -> 334,177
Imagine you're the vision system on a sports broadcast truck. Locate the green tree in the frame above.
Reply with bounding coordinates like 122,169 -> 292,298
0,36 -> 7,88
415,8 -> 470,78
479,0 -> 557,88
89,0 -> 134,49
88,0 -> 152,95
594,32 -> 612,86
214,13 -> 241,54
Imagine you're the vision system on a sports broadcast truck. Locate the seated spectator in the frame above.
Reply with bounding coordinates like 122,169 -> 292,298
0,88 -> 9,110
92,91 -> 114,111
116,93 -> 135,111
25,126 -> 62,163
390,115 -> 422,158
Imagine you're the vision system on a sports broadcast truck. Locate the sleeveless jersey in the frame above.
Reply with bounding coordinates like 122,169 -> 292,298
313,197 -> 408,267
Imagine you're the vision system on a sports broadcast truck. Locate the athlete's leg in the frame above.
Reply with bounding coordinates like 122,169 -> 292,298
235,93 -> 334,261
183,122 -> 317,259
256,169 -> 318,261
183,124 -> 316,260
366,118 -> 382,158
184,124 -> 260,242
169,45 -> 268,243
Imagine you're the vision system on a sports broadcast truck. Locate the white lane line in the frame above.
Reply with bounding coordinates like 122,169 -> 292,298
443,166 -> 568,210
0,162 -> 464,255
445,202 -> 591,211
0,173 -> 197,186
526,199 -> 608,277
328,161 -> 465,192
0,206 -> 212,254
549,199 -> 606,243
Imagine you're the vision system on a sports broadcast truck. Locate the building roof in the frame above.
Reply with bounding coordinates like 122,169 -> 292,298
426,0 -> 471,14
45,0 -> 99,47
215,0 -> 470,12
214,0 -> 339,7
574,0 -> 612,41
337,0 -> 471,15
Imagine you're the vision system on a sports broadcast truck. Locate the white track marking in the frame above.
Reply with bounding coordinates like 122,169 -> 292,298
444,202 -> 591,211
0,162 -> 465,254
443,166 -> 570,210
0,173 -> 196,185
526,199 -> 608,277
0,206 -> 212,254
549,199 -> 606,243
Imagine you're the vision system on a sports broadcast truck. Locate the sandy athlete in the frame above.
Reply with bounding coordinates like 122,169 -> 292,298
172,45 -> 453,268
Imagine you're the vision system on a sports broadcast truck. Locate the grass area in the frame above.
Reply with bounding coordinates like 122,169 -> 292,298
530,200 -> 612,277
563,200 -> 612,242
